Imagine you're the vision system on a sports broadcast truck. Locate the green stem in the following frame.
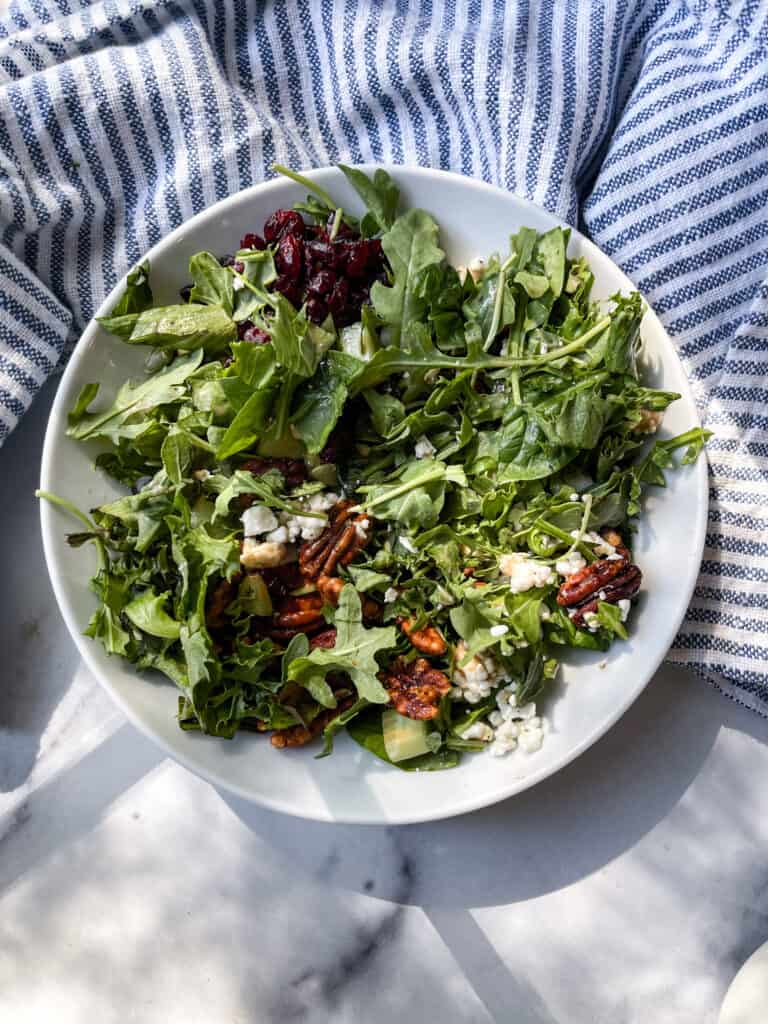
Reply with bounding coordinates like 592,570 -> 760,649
483,255 -> 515,352
533,516 -> 597,563
36,490 -> 108,571
352,464 -> 445,513
271,164 -> 338,210
329,208 -> 343,241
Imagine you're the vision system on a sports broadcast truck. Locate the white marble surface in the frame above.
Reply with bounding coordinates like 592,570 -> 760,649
2,381 -> 768,1024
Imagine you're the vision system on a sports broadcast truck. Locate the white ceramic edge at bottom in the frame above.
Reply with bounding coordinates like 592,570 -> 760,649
39,165 -> 708,824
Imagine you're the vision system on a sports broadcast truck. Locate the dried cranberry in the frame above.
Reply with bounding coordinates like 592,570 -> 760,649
327,277 -> 349,315
367,237 -> 384,265
272,274 -> 303,307
233,259 -> 245,274
263,209 -> 305,243
305,239 -> 337,270
241,325 -> 271,345
237,319 -> 254,339
319,422 -> 348,463
179,284 -> 192,303
219,254 -> 235,267
340,240 -> 370,278
306,296 -> 328,323
349,285 -> 370,308
242,457 -> 308,489
275,233 -> 303,280
307,268 -> 336,295
240,232 -> 266,250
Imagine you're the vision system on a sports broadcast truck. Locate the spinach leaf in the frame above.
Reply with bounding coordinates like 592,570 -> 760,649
98,304 -> 236,353
110,261 -> 153,317
189,251 -> 234,315
291,351 -> 362,454
346,708 -> 460,771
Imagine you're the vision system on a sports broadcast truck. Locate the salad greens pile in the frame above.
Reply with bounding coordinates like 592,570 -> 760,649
40,165 -> 709,771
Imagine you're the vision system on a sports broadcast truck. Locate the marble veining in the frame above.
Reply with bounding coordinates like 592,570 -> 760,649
1,382 -> 768,1024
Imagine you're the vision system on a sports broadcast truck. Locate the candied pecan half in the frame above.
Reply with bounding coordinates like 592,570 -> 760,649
556,544 -> 642,628
397,617 -> 447,656
380,657 -> 451,720
299,500 -> 373,579
272,593 -> 325,633
316,574 -> 381,620
568,566 -> 642,626
271,697 -> 354,748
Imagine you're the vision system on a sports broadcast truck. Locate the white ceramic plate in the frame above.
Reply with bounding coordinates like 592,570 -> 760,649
39,166 -> 708,824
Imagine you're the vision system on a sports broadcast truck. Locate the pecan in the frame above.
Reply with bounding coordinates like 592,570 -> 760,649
317,574 -> 381,621
272,593 -> 325,632
556,545 -> 642,628
380,657 -> 451,720
299,500 -> 372,579
398,617 -> 447,656
271,697 -> 354,748
259,563 -> 305,600
568,566 -> 642,626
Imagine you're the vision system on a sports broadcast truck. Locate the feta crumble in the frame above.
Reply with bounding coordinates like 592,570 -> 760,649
452,642 -> 508,704
383,587 -> 399,604
499,552 -> 556,593
241,504 -> 279,537
583,610 -> 600,632
489,624 -> 509,638
618,598 -> 631,622
414,435 -> 436,459
462,722 -> 494,743
555,550 -> 587,577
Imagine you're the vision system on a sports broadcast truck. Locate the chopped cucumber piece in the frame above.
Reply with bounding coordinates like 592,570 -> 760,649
382,710 -> 430,762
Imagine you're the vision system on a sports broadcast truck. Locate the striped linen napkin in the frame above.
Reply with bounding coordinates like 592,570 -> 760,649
1,0 -> 767,710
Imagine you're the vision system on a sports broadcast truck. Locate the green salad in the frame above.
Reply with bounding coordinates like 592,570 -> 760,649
40,165 -> 709,770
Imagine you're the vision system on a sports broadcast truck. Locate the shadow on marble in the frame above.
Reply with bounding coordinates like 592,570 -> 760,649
223,665 -> 768,910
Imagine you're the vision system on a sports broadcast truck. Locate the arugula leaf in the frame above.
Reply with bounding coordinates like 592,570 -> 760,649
124,588 -> 182,639
596,601 -> 629,640
85,570 -> 131,655
355,462 -> 465,530
371,208 -> 445,346
98,304 -> 236,353
67,349 -> 204,443
161,427 -> 193,484
68,382 -> 100,428
287,587 -> 396,704
318,698 -> 369,757
338,165 -> 400,232
270,293 -> 322,377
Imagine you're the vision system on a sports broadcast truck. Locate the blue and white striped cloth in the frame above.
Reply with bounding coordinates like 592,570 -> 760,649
2,0 -> 767,711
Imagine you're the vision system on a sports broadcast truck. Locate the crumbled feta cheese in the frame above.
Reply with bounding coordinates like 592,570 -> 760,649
582,530 -> 617,557
583,610 -> 600,632
414,435 -> 436,459
499,552 -> 555,593
232,275 -> 244,291
193,468 -> 211,481
489,719 -> 520,756
618,598 -> 631,622
598,590 -> 606,600
540,607 -> 551,621
569,492 -> 579,502
383,587 -> 399,604
355,517 -> 371,541
265,526 -> 289,544
489,624 -> 509,638
555,550 -> 587,577
462,722 -> 494,742
489,710 -> 504,727
399,535 -> 417,554
452,642 -> 508,703
241,504 -> 279,537
449,687 -> 464,700
518,727 -> 544,753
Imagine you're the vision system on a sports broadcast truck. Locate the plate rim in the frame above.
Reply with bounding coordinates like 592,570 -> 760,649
39,164 -> 709,824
